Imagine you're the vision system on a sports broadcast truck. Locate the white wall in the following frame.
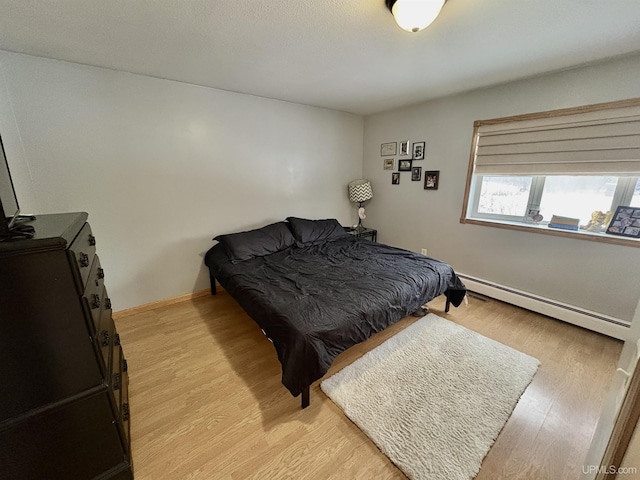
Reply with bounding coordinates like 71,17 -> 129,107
0,51 -> 364,310
3,48 -> 639,320
363,54 -> 640,322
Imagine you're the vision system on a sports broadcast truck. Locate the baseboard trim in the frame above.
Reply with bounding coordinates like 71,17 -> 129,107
458,273 -> 630,341
114,276 -> 630,339
113,289 -> 214,320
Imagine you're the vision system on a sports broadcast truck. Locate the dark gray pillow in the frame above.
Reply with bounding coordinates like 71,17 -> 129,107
214,222 -> 296,263
286,217 -> 348,244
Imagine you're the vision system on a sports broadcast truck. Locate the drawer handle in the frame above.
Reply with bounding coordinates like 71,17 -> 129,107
88,234 -> 96,246
79,252 -> 90,268
97,268 -> 105,280
122,403 -> 130,422
101,330 -> 110,347
113,373 -> 121,391
114,333 -> 121,347
122,358 -> 128,372
91,294 -> 101,310
104,298 -> 112,310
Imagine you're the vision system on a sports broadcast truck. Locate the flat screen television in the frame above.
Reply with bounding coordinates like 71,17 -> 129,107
0,133 -> 20,236
0,133 -> 34,239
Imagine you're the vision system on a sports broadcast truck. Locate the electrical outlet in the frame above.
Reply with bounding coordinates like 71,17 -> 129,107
421,248 -> 428,255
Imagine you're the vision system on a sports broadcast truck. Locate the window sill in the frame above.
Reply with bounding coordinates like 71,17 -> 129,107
460,217 -> 640,248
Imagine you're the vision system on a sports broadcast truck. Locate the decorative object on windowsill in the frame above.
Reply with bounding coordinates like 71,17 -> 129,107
381,142 -> 397,156
400,140 -> 410,156
582,210 -> 613,233
548,215 -> 580,232
392,173 -> 400,185
383,158 -> 395,170
348,179 -> 374,231
411,166 -> 422,181
398,159 -> 412,171
605,206 -> 640,238
386,0 -> 446,33
424,170 -> 439,190
412,141 -> 425,160
525,208 -> 543,224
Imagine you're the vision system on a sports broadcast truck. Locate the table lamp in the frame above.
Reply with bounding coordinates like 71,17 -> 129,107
348,179 -> 373,231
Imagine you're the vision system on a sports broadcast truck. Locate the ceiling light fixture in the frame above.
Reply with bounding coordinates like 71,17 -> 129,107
386,0 -> 446,33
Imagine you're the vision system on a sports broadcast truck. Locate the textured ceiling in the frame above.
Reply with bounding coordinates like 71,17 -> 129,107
1,0 -> 640,115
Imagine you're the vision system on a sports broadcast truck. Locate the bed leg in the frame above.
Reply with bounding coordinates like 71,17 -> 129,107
301,386 -> 310,409
445,296 -> 451,313
210,274 -> 217,296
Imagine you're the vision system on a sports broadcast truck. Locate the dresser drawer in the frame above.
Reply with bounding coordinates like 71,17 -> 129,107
95,306 -> 114,378
121,372 -> 130,450
110,342 -> 123,412
67,222 -> 96,293
86,253 -> 105,295
121,410 -> 130,453
82,285 -> 104,336
109,342 -> 128,414
82,256 -> 110,335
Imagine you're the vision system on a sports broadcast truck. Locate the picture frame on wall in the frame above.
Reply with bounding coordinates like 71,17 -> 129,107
413,141 -> 426,160
381,142 -> 397,156
383,158 -> 395,170
398,159 -> 412,171
606,206 -> 640,238
411,166 -> 422,181
400,140 -> 410,156
424,170 -> 439,190
392,172 -> 400,185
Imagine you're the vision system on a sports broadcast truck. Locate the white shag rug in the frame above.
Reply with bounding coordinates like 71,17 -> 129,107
321,313 -> 539,480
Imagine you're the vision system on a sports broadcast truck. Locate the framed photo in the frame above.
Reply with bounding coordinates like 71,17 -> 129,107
400,140 -> 410,156
383,158 -> 395,170
398,159 -> 412,171
381,142 -> 397,156
606,206 -> 640,238
392,172 -> 400,185
411,166 -> 422,181
424,170 -> 439,190
412,141 -> 426,160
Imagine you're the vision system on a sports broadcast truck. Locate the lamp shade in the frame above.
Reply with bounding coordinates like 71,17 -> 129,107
387,0 -> 446,33
348,179 -> 373,203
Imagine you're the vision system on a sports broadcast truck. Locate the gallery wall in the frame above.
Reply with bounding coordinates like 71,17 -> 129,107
363,53 -> 640,323
0,51 -> 364,310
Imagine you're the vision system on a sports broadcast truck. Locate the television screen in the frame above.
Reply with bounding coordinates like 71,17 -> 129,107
0,133 -> 20,232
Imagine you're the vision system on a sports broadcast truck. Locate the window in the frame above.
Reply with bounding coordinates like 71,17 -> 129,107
538,176 -> 617,223
470,174 -> 637,226
631,178 -> 640,207
476,176 -> 532,217
461,99 -> 640,245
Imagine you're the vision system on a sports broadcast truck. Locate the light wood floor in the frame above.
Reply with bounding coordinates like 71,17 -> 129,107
115,292 -> 622,479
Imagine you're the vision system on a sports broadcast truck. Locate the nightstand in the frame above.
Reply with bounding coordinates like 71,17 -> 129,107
344,226 -> 377,242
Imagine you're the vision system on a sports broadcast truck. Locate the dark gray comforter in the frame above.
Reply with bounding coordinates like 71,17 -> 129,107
205,236 -> 466,397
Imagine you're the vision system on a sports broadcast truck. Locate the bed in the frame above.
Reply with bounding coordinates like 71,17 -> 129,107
204,217 -> 466,408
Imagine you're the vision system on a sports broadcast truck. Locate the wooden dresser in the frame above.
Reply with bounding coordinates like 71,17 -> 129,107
0,212 -> 133,480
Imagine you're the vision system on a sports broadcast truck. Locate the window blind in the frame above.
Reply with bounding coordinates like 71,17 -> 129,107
474,102 -> 640,175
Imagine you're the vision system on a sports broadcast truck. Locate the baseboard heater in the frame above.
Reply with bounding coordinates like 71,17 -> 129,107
458,273 -> 630,341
